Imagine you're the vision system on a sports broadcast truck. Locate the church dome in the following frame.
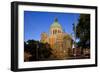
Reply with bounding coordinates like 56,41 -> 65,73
50,18 -> 62,29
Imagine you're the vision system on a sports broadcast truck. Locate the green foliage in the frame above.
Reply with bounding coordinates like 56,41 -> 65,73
74,14 -> 90,48
24,40 -> 52,61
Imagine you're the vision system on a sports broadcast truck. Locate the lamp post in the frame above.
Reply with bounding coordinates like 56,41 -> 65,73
72,22 -> 77,58
74,22 -> 77,57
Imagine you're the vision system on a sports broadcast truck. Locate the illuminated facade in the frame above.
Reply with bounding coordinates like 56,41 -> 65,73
40,18 -> 73,59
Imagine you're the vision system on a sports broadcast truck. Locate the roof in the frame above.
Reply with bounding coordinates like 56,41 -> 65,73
50,18 -> 62,29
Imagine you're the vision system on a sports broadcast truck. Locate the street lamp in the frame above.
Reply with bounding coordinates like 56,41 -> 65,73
72,22 -> 77,57
74,22 -> 77,57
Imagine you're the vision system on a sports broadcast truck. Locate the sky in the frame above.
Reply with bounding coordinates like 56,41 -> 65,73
24,11 -> 80,41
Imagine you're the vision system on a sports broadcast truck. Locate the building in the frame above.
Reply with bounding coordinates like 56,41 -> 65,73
40,18 -> 73,59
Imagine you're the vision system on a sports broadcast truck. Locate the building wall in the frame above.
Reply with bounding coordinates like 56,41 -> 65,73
40,18 -> 73,59
41,31 -> 73,59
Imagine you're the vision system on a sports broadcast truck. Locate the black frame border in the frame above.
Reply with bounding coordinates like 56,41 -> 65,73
11,1 -> 98,72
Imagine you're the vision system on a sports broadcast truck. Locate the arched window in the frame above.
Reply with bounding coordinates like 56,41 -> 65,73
55,30 -> 57,34
53,30 -> 55,34
59,30 -> 61,33
58,30 -> 59,33
59,30 -> 60,33
58,30 -> 61,33
52,30 -> 53,34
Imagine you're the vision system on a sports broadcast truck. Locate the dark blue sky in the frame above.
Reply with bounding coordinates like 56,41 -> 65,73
24,11 -> 80,41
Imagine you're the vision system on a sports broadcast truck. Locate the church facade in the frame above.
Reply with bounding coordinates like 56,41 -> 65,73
40,18 -> 73,59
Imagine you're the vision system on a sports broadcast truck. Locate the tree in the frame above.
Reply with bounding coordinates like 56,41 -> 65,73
24,40 -> 52,61
74,14 -> 90,48
25,40 -> 38,61
38,43 -> 52,60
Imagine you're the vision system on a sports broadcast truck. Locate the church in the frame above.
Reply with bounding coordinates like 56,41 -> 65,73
40,18 -> 73,59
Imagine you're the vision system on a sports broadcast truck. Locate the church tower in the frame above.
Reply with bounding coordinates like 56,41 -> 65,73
40,17 -> 73,59
40,32 -> 48,43
50,18 -> 63,35
49,18 -> 63,49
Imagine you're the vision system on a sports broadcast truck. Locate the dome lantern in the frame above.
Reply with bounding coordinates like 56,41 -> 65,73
50,18 -> 62,29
